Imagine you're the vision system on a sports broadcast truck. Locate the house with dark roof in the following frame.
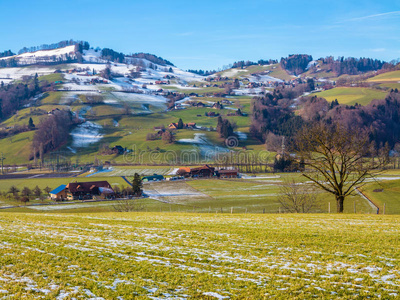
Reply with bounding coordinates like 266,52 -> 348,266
216,169 -> 239,178
184,165 -> 215,178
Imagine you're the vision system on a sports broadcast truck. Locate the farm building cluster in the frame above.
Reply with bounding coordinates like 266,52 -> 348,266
177,165 -> 239,178
49,181 -> 115,201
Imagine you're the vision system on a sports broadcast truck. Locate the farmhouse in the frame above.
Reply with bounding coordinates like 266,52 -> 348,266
195,102 -> 206,107
212,101 -> 223,109
217,169 -> 239,178
177,165 -> 215,178
168,122 -> 197,130
112,145 -> 125,155
205,111 -> 219,117
66,181 -> 114,200
177,166 -> 239,179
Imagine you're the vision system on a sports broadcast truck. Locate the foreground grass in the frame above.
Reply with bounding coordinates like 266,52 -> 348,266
0,213 -> 398,299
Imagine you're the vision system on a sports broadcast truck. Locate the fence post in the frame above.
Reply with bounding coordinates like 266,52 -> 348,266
231,207 -> 233,214
384,203 -> 386,215
354,201 -> 356,214
328,202 -> 330,213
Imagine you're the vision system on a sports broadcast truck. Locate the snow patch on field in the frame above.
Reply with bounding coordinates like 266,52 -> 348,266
70,121 -> 103,148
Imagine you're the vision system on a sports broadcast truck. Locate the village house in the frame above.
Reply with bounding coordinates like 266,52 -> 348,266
205,111 -> 219,117
155,80 -> 169,85
221,99 -> 233,105
212,101 -> 223,109
112,145 -> 125,155
177,165 -> 215,178
168,122 -> 196,130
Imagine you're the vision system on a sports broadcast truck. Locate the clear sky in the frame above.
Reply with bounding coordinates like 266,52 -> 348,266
0,0 -> 399,70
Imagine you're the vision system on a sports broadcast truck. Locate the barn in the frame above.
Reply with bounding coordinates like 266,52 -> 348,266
66,181 -> 114,200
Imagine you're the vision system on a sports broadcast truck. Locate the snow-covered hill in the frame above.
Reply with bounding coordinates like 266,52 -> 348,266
0,45 -> 204,86
0,45 -> 76,65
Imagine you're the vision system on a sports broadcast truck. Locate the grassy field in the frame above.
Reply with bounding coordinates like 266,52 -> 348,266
362,179 -> 400,214
368,70 -> 400,82
0,131 -> 35,165
0,212 -> 398,299
314,87 -> 387,106
0,174 -> 378,214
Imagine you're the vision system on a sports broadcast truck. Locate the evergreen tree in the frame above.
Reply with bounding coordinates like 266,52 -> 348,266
34,73 -> 39,92
131,173 -> 143,196
28,117 -> 35,129
177,118 -> 184,129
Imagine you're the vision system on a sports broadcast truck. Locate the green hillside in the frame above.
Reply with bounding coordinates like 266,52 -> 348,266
314,87 -> 387,105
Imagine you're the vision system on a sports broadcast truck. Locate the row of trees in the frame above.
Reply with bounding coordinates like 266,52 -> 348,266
232,59 -> 277,69
319,56 -> 386,76
0,50 -> 15,58
17,40 -> 89,54
6,185 -> 51,203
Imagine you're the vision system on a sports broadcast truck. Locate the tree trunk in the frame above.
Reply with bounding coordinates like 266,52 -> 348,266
336,195 -> 344,213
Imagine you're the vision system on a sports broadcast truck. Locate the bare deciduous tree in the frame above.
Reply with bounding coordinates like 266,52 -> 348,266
113,199 -> 144,212
295,122 -> 387,213
278,179 -> 318,213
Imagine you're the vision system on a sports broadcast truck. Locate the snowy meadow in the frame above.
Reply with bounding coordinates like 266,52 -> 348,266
0,213 -> 399,299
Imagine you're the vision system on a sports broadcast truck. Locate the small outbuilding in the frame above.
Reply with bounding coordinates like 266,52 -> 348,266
49,184 -> 67,201
142,174 -> 164,182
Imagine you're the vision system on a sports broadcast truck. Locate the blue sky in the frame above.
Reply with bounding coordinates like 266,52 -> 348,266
0,0 -> 399,70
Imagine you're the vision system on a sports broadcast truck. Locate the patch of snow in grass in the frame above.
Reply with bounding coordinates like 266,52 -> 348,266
70,121 -> 103,148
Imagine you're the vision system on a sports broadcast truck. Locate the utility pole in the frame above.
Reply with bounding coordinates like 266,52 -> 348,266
0,153 -> 5,175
